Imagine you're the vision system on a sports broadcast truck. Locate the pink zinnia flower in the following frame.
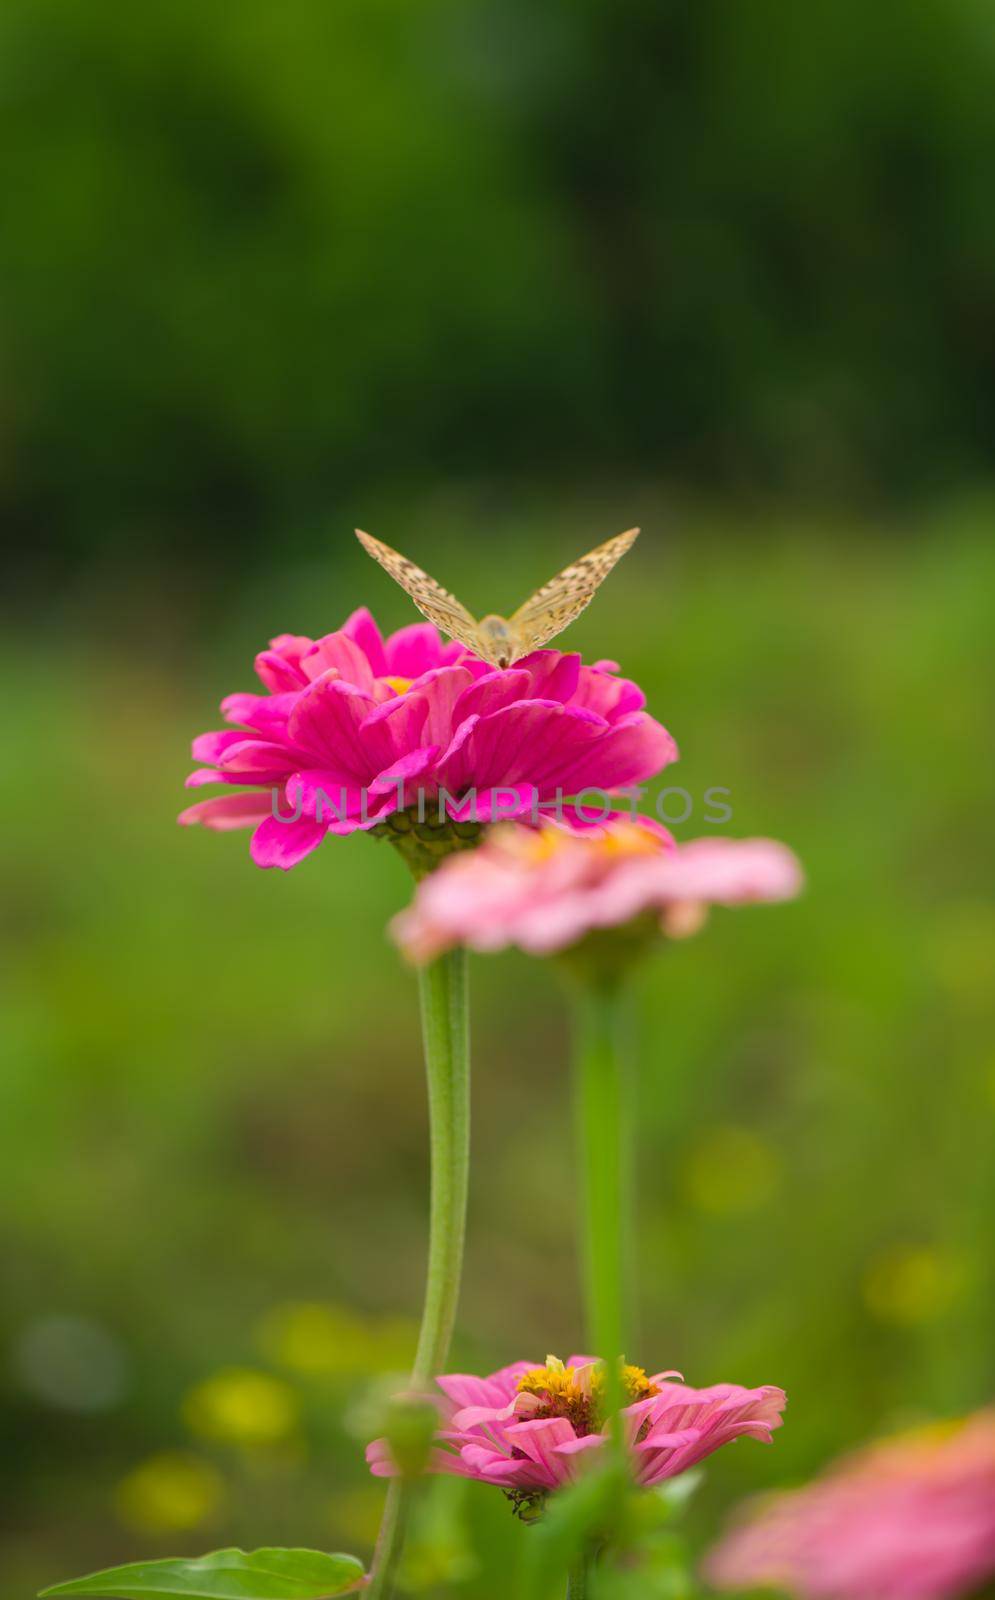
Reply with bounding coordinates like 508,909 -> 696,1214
367,1354 -> 785,1516
179,611 -> 676,870
704,1410 -> 995,1600
391,821 -> 802,962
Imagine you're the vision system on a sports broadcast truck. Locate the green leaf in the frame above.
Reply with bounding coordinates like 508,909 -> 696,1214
651,1468 -> 705,1518
38,1547 -> 366,1600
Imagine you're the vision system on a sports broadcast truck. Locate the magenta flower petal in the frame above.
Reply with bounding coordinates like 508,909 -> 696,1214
406,665 -> 477,749
503,1417 -> 581,1487
548,711 -> 677,792
249,814 -> 329,870
392,823 -> 801,962
191,729 -> 254,764
287,676 -> 378,780
370,746 -> 443,809
705,1409 -> 995,1600
286,770 -> 366,822
254,646 -> 309,693
439,702 -> 597,793
384,621 -> 464,677
516,650 -> 582,703
341,607 -> 389,677
368,1358 -> 784,1502
448,784 -> 539,824
300,631 -> 379,692
220,690 -> 298,738
178,793 -> 272,830
359,693 -> 432,771
182,613 -> 677,870
436,1367 -> 534,1411
451,668 -> 534,725
216,739 -> 301,781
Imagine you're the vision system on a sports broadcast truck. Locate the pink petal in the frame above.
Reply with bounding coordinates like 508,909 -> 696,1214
191,729 -> 253,764
643,839 -> 804,905
249,814 -> 328,870
178,793 -> 272,830
216,739 -> 299,780
184,766 -> 227,789
286,771 -> 367,824
516,651 -> 582,703
451,669 -> 533,726
553,1433 -> 608,1461
551,711 -> 678,793
221,692 -> 299,738
504,1418 -> 580,1487
300,631 -> 377,693
254,647 -> 309,693
360,693 -> 431,771
572,663 -> 646,719
445,785 -> 539,824
440,702 -> 600,793
287,675 -> 378,780
341,607 -> 388,677
369,745 -> 442,807
406,665 -> 476,749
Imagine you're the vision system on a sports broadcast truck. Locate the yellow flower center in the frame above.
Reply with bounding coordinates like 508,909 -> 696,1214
383,676 -> 415,696
511,820 -> 666,866
515,1355 -> 659,1434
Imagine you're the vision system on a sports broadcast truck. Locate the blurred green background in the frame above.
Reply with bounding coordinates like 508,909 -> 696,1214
2,0 -> 994,1594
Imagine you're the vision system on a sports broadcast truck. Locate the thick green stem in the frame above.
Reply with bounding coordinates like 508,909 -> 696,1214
573,980 -> 632,1429
369,948 -> 471,1599
566,1553 -> 591,1599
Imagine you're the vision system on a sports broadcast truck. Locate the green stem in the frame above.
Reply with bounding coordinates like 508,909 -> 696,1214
566,1553 -> 591,1599
369,948 -> 471,1599
573,980 -> 632,1429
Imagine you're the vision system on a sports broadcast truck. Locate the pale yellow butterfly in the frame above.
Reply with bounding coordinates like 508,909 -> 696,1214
355,526 -> 640,669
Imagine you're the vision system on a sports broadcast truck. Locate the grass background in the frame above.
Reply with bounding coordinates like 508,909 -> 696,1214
3,499 -> 993,1592
2,0 -> 994,1590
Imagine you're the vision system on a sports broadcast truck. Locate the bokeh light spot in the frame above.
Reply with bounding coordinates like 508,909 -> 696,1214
182,1366 -> 298,1446
114,1451 -> 223,1534
863,1245 -> 966,1324
12,1314 -> 129,1413
683,1126 -> 780,1215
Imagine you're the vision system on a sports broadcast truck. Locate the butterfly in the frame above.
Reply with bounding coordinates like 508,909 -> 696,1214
355,526 -> 640,669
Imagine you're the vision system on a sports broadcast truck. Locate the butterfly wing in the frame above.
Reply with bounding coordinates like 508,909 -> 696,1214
509,527 -> 640,653
355,529 -> 481,654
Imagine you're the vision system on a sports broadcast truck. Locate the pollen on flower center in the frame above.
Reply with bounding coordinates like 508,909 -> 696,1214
515,1355 -> 659,1434
507,819 -> 666,870
382,675 -> 415,695
598,821 -> 667,859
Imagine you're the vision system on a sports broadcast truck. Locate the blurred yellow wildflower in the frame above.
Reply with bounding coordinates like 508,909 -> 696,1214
930,903 -> 995,1010
683,1125 -> 779,1215
330,1484 -> 386,1547
182,1366 -> 298,1446
114,1450 -> 223,1534
257,1301 -> 416,1376
863,1245 -> 966,1324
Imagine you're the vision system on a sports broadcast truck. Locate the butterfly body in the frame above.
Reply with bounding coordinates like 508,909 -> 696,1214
475,614 -> 517,669
355,526 -> 639,668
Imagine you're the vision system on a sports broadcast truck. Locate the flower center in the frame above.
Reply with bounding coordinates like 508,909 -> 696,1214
382,675 -> 414,696
515,1355 -> 659,1435
510,820 -> 666,867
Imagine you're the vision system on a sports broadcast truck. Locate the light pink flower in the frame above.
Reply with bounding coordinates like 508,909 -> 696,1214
367,1354 -> 785,1513
391,821 -> 802,962
704,1410 -> 995,1600
179,611 -> 677,870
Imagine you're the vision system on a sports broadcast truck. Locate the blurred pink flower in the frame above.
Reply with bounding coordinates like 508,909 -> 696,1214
179,610 -> 677,869
391,821 -> 802,961
367,1354 -> 785,1512
704,1410 -> 995,1600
